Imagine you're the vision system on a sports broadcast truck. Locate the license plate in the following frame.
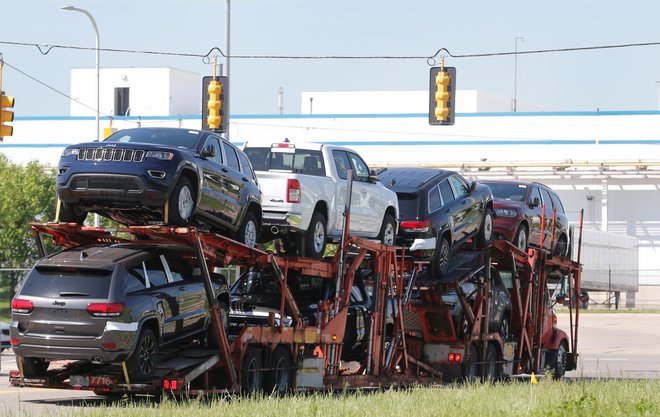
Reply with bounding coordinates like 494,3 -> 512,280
70,375 -> 114,388
70,375 -> 89,387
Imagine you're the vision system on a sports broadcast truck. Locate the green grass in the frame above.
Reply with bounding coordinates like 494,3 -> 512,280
45,379 -> 660,417
556,308 -> 660,314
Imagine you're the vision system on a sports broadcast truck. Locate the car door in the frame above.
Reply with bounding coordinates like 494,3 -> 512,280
144,256 -> 180,343
448,174 -> 481,238
549,191 -> 569,241
539,188 -> 555,250
526,185 -> 544,247
332,150 -> 367,233
198,136 -> 230,224
221,142 -> 247,227
163,253 -> 208,336
347,152 -> 383,235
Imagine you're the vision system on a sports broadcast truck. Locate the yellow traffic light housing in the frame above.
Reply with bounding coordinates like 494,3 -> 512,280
0,91 -> 14,140
429,66 -> 456,126
202,75 -> 228,132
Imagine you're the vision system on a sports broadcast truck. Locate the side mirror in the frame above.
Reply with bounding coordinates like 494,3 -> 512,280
530,197 -> 540,208
201,144 -> 216,158
469,181 -> 477,192
368,169 -> 379,184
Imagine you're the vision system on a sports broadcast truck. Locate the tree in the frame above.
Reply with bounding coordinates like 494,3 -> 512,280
0,154 -> 57,299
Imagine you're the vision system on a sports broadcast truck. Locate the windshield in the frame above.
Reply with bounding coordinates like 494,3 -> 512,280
105,128 -> 202,149
484,183 -> 528,201
233,271 -> 328,301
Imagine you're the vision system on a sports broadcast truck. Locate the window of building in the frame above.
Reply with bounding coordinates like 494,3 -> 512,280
114,87 -> 130,116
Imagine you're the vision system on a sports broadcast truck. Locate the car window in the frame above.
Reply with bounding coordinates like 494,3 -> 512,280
540,188 -> 554,216
203,137 -> 223,164
223,142 -> 241,171
237,151 -> 257,180
350,285 -> 364,303
243,147 -> 269,171
22,266 -> 112,298
333,150 -> 351,180
485,183 -> 528,202
439,179 -> 454,204
448,175 -> 469,198
233,271 -> 279,296
550,191 -> 565,214
126,264 -> 148,293
164,254 -> 194,283
347,153 -> 370,182
428,186 -> 442,213
529,186 -> 543,207
145,256 -> 168,287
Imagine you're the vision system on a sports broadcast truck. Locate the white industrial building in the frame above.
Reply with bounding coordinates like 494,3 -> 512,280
2,67 -> 660,306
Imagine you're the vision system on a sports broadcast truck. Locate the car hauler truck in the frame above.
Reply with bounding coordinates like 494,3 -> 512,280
9,209 -> 583,396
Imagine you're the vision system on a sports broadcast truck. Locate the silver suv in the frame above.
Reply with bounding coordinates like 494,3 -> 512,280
11,244 -> 228,380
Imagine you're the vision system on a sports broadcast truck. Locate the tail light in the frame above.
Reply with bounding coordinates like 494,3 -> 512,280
87,303 -> 124,317
447,352 -> 462,363
287,179 -> 301,203
400,220 -> 430,233
11,338 -> 20,346
11,298 -> 33,314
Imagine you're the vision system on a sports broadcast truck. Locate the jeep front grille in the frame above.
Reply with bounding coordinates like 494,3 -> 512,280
77,148 -> 145,162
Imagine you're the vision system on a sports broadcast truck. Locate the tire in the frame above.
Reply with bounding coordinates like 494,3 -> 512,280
554,235 -> 568,257
485,343 -> 501,380
499,315 -> 510,342
266,346 -> 293,396
431,236 -> 451,278
548,341 -> 569,379
126,328 -> 158,381
462,344 -> 480,383
18,356 -> 49,377
168,177 -> 195,226
241,348 -> 264,395
514,224 -> 528,252
58,201 -> 87,224
378,213 -> 397,246
476,207 -> 494,248
207,301 -> 229,349
304,211 -> 327,258
236,211 -> 259,247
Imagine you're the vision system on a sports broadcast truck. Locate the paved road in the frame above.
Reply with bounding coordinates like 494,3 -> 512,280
0,313 -> 658,415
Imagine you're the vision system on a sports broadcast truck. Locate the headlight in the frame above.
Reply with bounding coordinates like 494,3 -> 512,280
494,208 -> 517,218
61,148 -> 80,157
145,151 -> 174,160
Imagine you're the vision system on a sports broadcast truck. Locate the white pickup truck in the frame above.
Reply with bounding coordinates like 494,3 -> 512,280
243,141 -> 399,257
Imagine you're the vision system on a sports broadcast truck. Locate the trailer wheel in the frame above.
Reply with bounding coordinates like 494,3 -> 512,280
58,201 -> 87,224
266,346 -> 293,396
462,345 -> 480,383
241,348 -> 264,395
207,301 -> 229,349
168,177 -> 195,226
304,211 -> 327,258
126,328 -> 158,381
485,343 -> 501,380
17,356 -> 49,377
548,340 -> 569,379
476,207 -> 493,248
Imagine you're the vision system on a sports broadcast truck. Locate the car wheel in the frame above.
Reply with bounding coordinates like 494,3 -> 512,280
485,343 -> 501,380
476,207 -> 494,248
241,348 -> 264,395
236,211 -> 259,247
304,211 -> 327,258
58,201 -> 87,224
554,234 -> 568,257
499,315 -> 510,341
462,344 -> 480,383
126,328 -> 158,381
378,213 -> 396,245
547,341 -> 569,379
168,177 -> 195,226
431,236 -> 451,278
266,346 -> 293,396
18,356 -> 49,377
514,225 -> 528,252
207,301 -> 229,349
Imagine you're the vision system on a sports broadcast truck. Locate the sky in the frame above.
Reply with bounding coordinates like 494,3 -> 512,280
2,0 -> 660,117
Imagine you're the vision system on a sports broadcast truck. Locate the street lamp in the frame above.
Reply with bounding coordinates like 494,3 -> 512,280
61,5 -> 99,142
513,36 -> 524,112
62,5 -> 100,228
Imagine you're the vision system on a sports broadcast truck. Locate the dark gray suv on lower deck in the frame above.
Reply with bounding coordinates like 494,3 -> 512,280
11,244 -> 228,380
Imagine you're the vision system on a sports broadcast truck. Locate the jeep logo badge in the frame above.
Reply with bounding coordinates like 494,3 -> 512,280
53,300 -> 66,307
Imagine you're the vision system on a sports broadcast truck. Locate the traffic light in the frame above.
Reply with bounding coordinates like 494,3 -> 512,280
429,66 -> 456,126
0,91 -> 14,140
201,75 -> 228,132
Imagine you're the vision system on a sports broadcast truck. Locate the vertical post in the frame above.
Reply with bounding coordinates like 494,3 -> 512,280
601,179 -> 608,232
224,0 -> 231,139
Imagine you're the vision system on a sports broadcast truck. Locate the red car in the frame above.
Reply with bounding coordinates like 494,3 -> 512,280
479,180 -> 570,256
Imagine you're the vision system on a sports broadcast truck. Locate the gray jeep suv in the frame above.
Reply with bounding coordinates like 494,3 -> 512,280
11,244 -> 228,380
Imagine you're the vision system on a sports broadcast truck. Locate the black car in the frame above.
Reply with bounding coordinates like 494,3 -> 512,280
229,268 -> 371,360
11,243 -> 229,380
56,127 -> 262,246
379,168 -> 494,277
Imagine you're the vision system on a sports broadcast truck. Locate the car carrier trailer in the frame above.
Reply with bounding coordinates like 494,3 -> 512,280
9,214 -> 583,396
